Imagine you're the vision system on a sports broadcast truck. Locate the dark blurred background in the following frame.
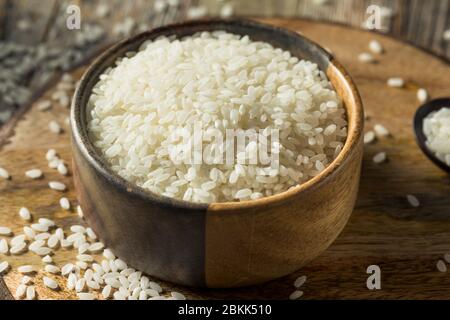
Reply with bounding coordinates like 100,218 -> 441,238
0,0 -> 449,125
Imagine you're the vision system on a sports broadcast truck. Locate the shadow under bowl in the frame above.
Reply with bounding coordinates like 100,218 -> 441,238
70,18 -> 364,288
413,98 -> 450,173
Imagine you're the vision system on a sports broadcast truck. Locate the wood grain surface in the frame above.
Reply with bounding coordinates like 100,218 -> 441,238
0,18 -> 450,300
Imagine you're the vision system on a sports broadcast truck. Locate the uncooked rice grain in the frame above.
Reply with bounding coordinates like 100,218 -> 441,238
59,197 -> 71,210
423,108 -> 450,165
25,169 -> 43,179
363,131 -> 376,144
373,152 -> 387,164
387,77 -> 404,88
369,40 -> 383,54
289,290 -> 304,300
15,284 -> 27,298
87,31 -> 347,203
0,167 -> 10,179
417,88 -> 428,103
0,226 -> 12,235
77,292 -> 95,300
0,261 -> 9,274
18,265 -> 35,274
19,207 -> 31,220
437,259 -> 447,273
406,194 -> 420,207
0,239 -> 8,254
11,234 -> 26,246
358,53 -> 375,63
44,264 -> 61,275
49,181 -> 66,191
444,253 -> 450,263
43,276 -> 59,290
42,255 -> 53,264
374,124 -> 390,137
10,242 -> 27,255
49,121 -> 62,134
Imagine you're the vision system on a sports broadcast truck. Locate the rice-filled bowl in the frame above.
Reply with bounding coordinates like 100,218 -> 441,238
87,31 -> 347,204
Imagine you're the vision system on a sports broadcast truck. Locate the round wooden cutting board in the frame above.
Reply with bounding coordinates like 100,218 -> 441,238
1,18 -> 450,300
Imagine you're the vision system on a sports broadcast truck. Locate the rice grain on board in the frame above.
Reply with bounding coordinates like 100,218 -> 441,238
406,194 -> 420,207
18,265 -> 35,274
373,152 -> 387,164
417,88 -> 428,103
25,169 -> 43,179
369,40 -> 383,54
437,260 -> 447,273
374,124 -> 390,137
43,276 -> 59,290
387,78 -> 404,88
364,131 -> 376,144
49,181 -> 66,191
289,290 -> 304,300
87,31 -> 347,203
423,108 -> 450,165
0,167 -> 10,179
0,239 -> 8,254
19,207 -> 31,220
59,197 -> 71,210
0,226 -> 12,235
0,261 -> 9,274
358,53 -> 375,63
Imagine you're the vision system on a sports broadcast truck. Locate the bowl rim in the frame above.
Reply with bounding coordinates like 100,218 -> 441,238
71,18 -> 364,212
413,98 -> 450,173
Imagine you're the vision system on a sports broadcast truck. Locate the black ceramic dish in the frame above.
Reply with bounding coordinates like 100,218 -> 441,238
413,98 -> 450,173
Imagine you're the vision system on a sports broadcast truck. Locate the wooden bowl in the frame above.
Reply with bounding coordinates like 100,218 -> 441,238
70,18 -> 364,288
413,98 -> 450,174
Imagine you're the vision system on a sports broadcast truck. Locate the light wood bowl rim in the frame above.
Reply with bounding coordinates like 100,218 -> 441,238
71,18 -> 364,212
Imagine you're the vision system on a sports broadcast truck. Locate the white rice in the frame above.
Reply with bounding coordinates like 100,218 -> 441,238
423,108 -> 450,166
0,239 -> 8,254
369,40 -> 383,54
57,163 -> 68,176
10,242 -> 27,255
363,131 -> 376,144
18,265 -> 35,274
49,121 -> 62,134
374,124 -> 390,137
358,53 -> 375,63
42,255 -> 53,264
19,207 -> 31,221
87,31 -> 347,203
44,264 -> 61,274
0,261 -> 9,274
289,290 -> 304,300
417,88 -> 428,103
37,100 -> 52,111
0,226 -> 12,235
0,167 -> 10,179
25,169 -> 43,179
59,197 -> 71,210
26,286 -> 36,300
437,259 -> 447,273
21,276 -> 32,285
43,276 -> 59,290
49,181 -> 67,191
406,194 -> 420,208
294,275 -> 307,288
387,77 -> 404,88
373,152 -> 387,164
15,284 -> 27,298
